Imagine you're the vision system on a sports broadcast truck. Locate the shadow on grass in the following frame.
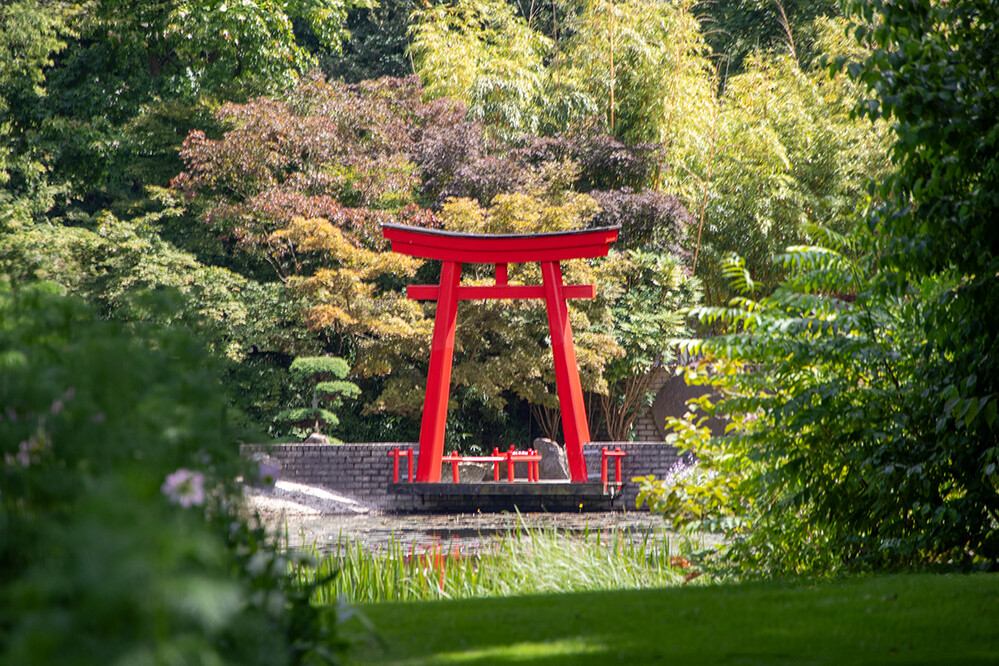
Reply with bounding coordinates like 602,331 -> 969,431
347,574 -> 999,665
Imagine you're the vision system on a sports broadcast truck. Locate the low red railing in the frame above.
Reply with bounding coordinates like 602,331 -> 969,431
442,446 -> 542,483
387,447 -> 415,483
391,446 -> 541,482
440,449 -> 506,482
507,448 -> 542,482
391,445 -> 624,490
601,447 -> 625,494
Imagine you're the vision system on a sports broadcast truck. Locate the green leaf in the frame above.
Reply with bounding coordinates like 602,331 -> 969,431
962,397 -> 980,428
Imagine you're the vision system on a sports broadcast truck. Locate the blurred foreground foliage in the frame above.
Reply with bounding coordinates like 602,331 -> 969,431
0,282 -> 345,665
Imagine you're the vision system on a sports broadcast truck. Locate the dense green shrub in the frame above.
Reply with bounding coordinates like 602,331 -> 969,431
637,227 -> 997,576
638,0 -> 998,578
0,283 -> 344,665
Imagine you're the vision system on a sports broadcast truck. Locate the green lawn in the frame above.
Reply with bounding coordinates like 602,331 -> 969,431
346,573 -> 999,665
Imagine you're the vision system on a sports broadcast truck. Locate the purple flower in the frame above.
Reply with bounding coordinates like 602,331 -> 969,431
161,468 -> 206,508
13,434 -> 44,467
257,462 -> 279,489
16,441 -> 32,467
49,388 -> 75,415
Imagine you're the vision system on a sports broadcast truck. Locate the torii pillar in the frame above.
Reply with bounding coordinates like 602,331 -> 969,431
382,223 -> 620,483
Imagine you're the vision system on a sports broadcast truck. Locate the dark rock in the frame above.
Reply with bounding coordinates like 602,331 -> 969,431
534,437 -> 570,480
651,372 -> 727,437
303,432 -> 330,444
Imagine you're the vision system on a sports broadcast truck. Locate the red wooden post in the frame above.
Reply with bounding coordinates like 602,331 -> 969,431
415,261 -> 462,482
601,447 -> 609,493
451,453 -> 460,483
390,448 -> 418,483
598,447 -> 625,492
493,447 -> 501,481
389,448 -> 401,483
507,446 -> 515,482
614,446 -> 623,491
542,261 -> 590,482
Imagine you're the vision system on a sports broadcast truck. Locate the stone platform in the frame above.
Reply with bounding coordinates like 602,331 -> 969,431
242,442 -> 685,511
387,481 -> 625,513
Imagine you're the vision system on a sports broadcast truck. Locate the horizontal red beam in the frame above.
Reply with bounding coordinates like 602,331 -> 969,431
382,223 -> 620,264
388,244 -> 613,264
408,284 -> 595,301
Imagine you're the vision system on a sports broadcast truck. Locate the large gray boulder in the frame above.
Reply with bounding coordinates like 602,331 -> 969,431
303,432 -> 331,444
651,373 -> 727,438
534,437 -> 570,480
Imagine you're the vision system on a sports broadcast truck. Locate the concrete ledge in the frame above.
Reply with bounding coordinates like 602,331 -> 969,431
387,481 -> 624,513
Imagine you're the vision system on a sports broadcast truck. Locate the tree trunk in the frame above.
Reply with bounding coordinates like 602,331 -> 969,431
530,402 -> 562,442
600,365 -> 667,440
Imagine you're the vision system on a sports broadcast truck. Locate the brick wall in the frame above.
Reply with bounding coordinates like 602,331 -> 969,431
242,441 -> 685,511
241,442 -> 412,507
631,370 -> 672,441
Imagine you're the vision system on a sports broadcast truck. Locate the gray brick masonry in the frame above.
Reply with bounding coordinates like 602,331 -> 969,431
241,441 -> 684,512
631,370 -> 672,441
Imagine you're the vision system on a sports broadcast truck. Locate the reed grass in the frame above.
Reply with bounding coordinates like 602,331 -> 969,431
293,522 -> 689,604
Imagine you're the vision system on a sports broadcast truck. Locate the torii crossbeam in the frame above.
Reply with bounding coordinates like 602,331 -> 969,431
382,223 -> 620,483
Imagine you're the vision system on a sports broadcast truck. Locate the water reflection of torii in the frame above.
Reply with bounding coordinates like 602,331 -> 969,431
382,223 -> 620,483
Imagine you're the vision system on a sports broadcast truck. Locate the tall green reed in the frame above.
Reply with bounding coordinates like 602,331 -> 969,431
293,522 -> 689,605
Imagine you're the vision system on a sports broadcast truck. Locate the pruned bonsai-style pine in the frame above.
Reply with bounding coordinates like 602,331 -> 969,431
276,356 -> 360,441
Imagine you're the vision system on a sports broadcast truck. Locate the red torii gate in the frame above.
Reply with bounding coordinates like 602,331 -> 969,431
381,222 -> 620,483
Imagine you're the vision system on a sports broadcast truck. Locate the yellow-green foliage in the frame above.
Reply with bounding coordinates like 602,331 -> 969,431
409,0 -> 552,135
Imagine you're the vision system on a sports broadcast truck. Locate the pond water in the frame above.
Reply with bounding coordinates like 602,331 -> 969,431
262,507 -> 711,556
248,481 -> 722,556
